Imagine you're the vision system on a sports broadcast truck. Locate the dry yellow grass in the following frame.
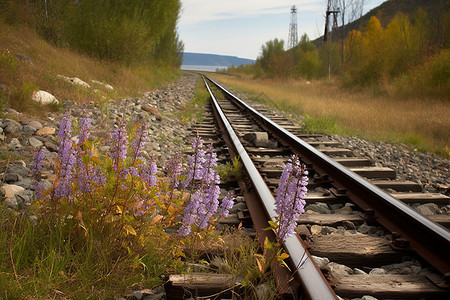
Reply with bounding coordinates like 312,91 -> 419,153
211,74 -> 450,157
0,23 -> 178,116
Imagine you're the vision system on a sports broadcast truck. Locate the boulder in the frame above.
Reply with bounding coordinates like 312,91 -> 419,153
32,90 -> 59,105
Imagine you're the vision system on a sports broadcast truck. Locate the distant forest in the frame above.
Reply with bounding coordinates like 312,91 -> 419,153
229,0 -> 449,99
0,0 -> 184,68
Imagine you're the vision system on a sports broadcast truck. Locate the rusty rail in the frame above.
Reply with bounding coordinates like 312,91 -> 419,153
202,76 -> 338,300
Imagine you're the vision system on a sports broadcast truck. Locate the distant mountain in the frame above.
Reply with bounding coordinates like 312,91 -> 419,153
182,52 -> 255,67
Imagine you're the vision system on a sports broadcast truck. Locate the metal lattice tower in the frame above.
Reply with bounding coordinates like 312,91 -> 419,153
288,5 -> 298,49
324,0 -> 340,43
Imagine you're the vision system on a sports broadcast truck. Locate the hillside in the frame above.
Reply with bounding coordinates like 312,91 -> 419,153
314,0 -> 450,45
182,52 -> 255,67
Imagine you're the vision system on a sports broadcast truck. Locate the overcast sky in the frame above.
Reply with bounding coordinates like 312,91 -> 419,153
178,0 -> 387,60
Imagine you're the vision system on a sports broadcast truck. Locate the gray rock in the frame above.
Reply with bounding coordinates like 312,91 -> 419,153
16,178 -> 36,190
328,262 -> 353,277
44,141 -> 59,152
415,203 -> 441,215
4,119 -> 23,134
243,132 -> 269,147
8,138 -> 22,149
312,255 -> 329,268
6,163 -> 31,177
255,283 -> 272,300
4,108 -> 20,115
369,268 -> 387,274
15,189 -> 34,205
1,184 -> 24,208
29,137 -> 44,148
4,173 -> 22,183
353,268 -> 367,275
361,296 -> 378,300
357,223 -> 372,234
306,202 -> 331,214
23,120 -> 43,132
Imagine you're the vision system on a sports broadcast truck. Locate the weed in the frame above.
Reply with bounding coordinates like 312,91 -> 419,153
215,156 -> 243,181
302,114 -> 338,135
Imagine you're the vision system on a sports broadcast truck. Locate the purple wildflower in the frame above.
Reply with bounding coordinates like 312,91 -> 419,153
275,155 -> 308,242
78,111 -> 91,146
31,147 -> 46,179
58,112 -> 72,140
110,122 -> 128,171
165,151 -> 182,188
130,123 -> 148,160
181,135 -> 206,188
140,161 -> 157,187
219,192 -> 234,217
55,114 -> 76,198
179,138 -> 221,236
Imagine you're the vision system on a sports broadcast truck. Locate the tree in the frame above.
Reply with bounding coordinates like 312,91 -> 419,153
257,39 -> 286,77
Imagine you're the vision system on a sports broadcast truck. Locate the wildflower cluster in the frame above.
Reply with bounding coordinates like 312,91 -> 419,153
274,155 -> 308,242
32,114 -> 234,243
32,112 -> 158,238
178,135 -> 233,236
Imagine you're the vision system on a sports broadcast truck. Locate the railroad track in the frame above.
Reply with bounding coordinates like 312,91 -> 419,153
185,75 -> 450,299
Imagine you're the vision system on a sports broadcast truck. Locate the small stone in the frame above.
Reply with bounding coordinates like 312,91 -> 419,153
133,290 -> 143,300
4,173 -> 22,183
328,262 -> 353,277
361,296 -> 378,300
44,141 -> 59,152
353,268 -> 367,275
4,119 -> 23,134
306,203 -> 331,214
312,255 -> 330,268
6,163 -> 31,177
310,225 -> 323,235
1,184 -> 25,207
29,137 -> 44,148
255,283 -> 272,300
36,127 -> 56,136
142,104 -> 159,115
358,223 -> 372,234
415,203 -> 441,215
4,108 -> 20,115
8,138 -> 22,149
15,189 -> 34,205
369,268 -> 387,274
24,120 -> 43,131
342,220 -> 356,230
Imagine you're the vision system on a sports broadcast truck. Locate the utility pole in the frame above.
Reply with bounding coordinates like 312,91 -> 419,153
288,5 -> 299,49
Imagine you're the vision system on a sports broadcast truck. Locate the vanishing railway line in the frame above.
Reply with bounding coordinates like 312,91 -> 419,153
188,75 -> 450,300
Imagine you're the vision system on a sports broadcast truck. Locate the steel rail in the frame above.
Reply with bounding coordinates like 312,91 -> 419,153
202,76 -> 338,300
206,76 -> 450,277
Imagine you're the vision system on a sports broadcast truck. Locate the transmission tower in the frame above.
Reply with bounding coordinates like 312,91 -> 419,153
288,5 -> 298,49
323,0 -> 340,43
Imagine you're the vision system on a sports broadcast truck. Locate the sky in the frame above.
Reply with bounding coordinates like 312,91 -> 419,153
178,0 -> 387,60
